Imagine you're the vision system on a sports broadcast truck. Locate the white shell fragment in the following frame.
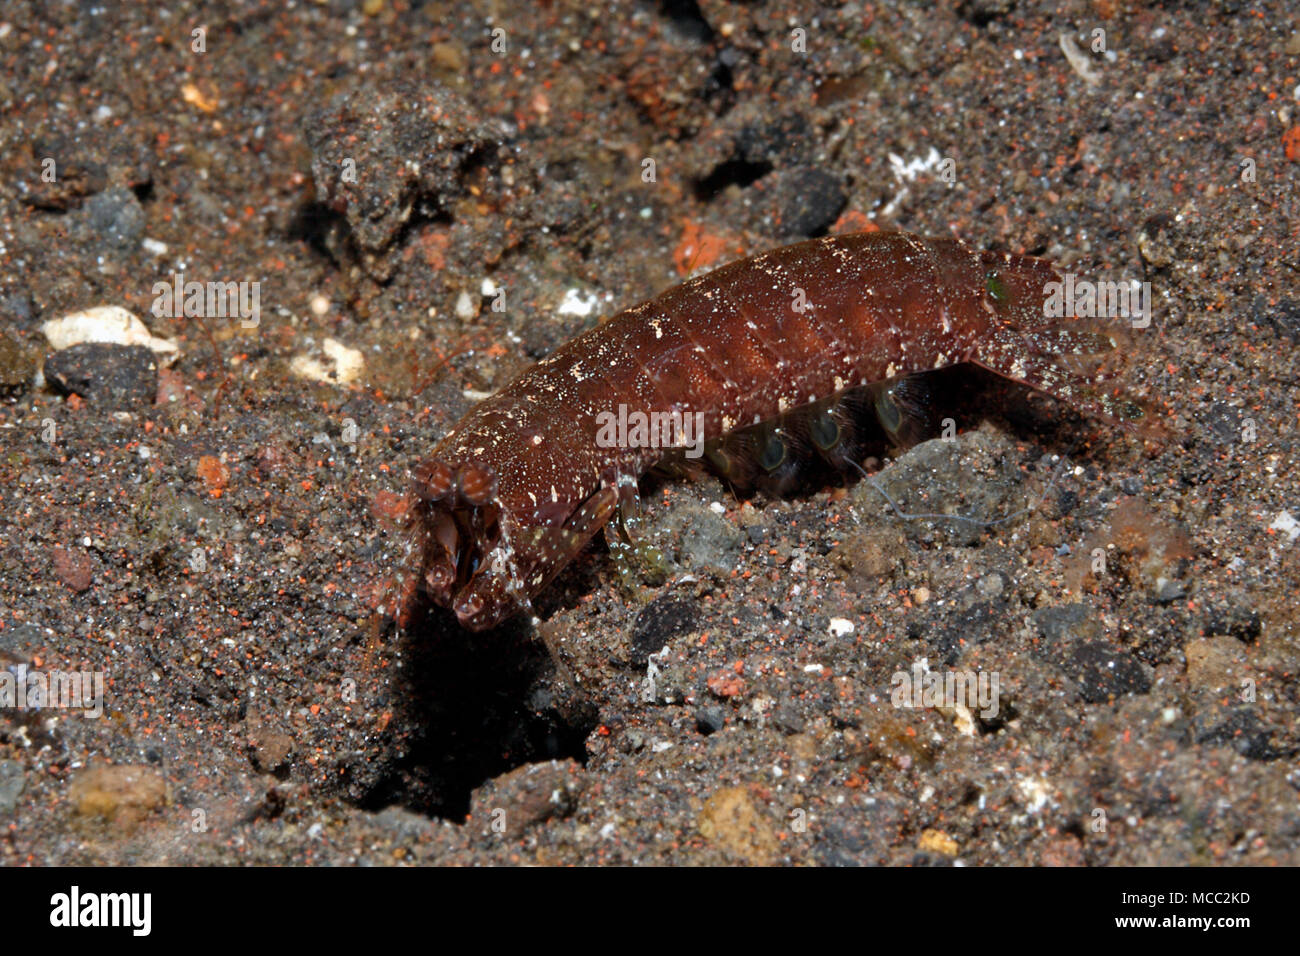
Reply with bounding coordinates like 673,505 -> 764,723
289,337 -> 365,385
557,288 -> 599,317
1270,511 -> 1300,545
41,306 -> 181,365
1058,33 -> 1102,88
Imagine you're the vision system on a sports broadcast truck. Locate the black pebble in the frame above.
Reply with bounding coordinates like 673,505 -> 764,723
631,595 -> 699,663
777,167 -> 846,238
1194,708 -> 1292,761
44,343 -> 158,409
1063,642 -> 1152,703
695,707 -> 726,735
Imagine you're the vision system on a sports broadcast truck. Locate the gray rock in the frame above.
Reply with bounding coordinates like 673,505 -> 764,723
73,186 -> 145,251
1032,603 -> 1104,645
0,761 -> 26,814
851,432 -> 1025,546
44,343 -> 157,409
651,500 -> 745,574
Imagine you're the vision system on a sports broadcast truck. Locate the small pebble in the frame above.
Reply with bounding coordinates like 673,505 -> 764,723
44,343 -> 158,409
0,760 -> 25,814
289,338 -> 365,385
455,291 -> 477,320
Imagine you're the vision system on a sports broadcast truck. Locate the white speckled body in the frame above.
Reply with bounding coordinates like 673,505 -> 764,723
408,231 -> 1125,630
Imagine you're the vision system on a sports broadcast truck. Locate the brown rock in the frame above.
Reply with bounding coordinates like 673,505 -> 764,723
243,710 -> 295,774
251,732 -> 295,774
69,764 -> 167,832
51,546 -> 94,592
697,786 -> 779,864
1185,636 -> 1249,691
469,759 -> 586,835
833,528 -> 905,582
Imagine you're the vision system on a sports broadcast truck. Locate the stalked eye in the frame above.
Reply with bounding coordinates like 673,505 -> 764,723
413,459 -> 454,502
809,412 -> 840,451
985,273 -> 1009,302
458,465 -> 496,506
758,430 -> 787,472
875,388 -> 903,436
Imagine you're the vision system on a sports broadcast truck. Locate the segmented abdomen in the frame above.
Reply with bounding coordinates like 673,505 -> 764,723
443,234 -> 1039,484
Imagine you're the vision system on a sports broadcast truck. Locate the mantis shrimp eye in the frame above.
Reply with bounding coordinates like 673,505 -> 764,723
809,411 -> 840,451
758,430 -> 787,472
458,465 -> 496,506
413,460 -> 454,502
875,387 -> 903,436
